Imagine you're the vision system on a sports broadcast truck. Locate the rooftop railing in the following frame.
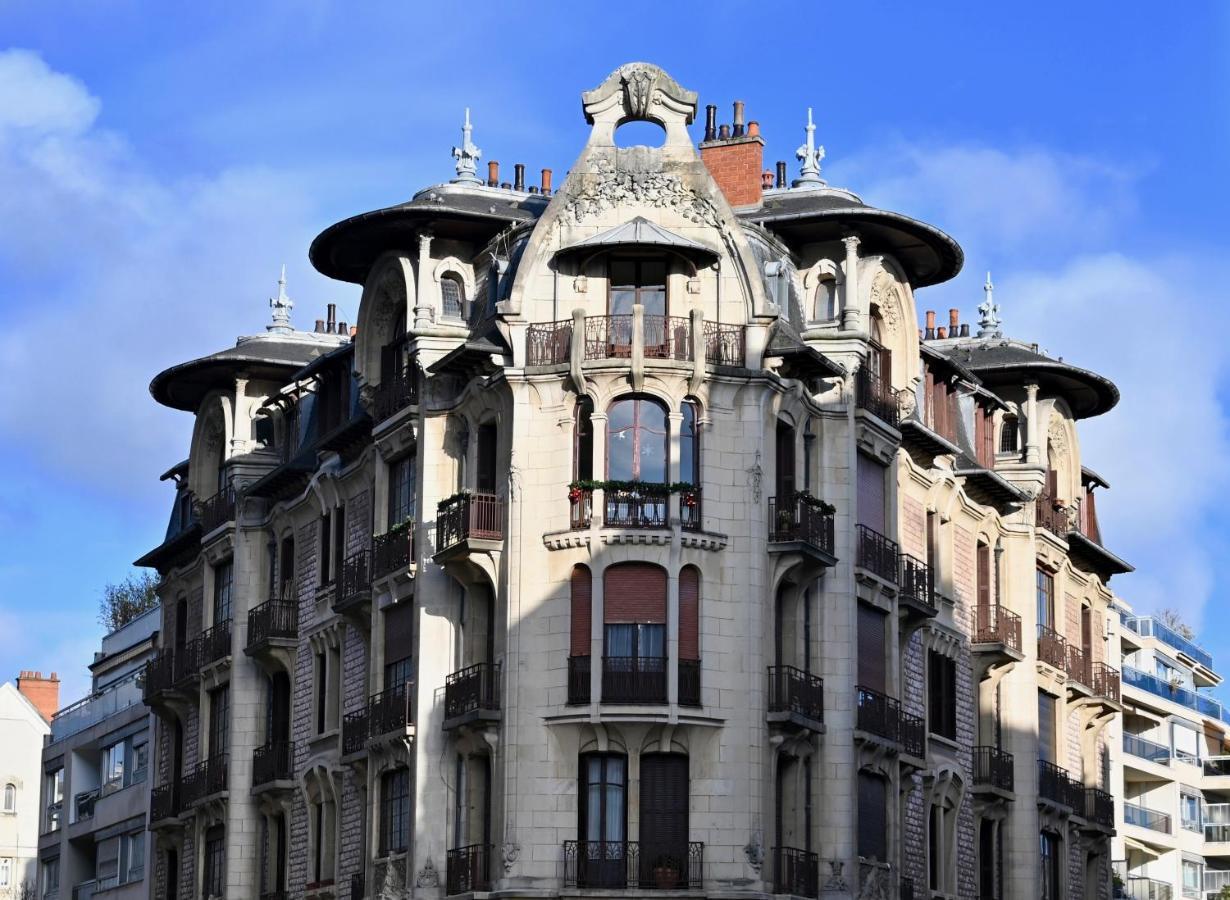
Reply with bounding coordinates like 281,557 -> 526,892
1123,616 -> 1214,670
52,669 -> 143,743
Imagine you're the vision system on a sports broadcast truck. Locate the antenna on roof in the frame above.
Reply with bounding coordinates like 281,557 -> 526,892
451,107 -> 483,185
792,107 -> 826,189
977,270 -> 1001,338
268,264 -> 293,334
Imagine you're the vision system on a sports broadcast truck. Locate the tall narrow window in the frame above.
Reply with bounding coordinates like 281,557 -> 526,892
333,505 -> 347,584
775,419 -> 796,500
213,561 -> 232,624
579,753 -> 627,847
441,275 -> 465,319
388,455 -> 416,527
857,771 -> 888,861
315,652 -> 327,734
999,415 -> 1019,454
569,565 -> 593,705
815,275 -> 837,321
607,398 -> 668,482
857,603 -> 887,694
384,601 -> 415,691
640,755 -> 689,885
1039,831 -> 1061,900
680,400 -> 699,487
279,536 -> 295,600
868,311 -> 891,386
203,826 -> 225,898
1036,568 -> 1055,630
574,399 -> 594,482
856,453 -> 886,534
976,543 -> 991,614
603,563 -> 667,703
476,422 -> 498,493
319,511 -> 333,586
1038,692 -> 1056,763
208,685 -> 229,756
380,768 -> 410,855
927,651 -> 957,739
2,784 -> 13,812
802,421 -> 815,493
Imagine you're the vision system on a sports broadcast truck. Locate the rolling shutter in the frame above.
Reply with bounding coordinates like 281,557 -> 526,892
604,564 -> 667,623
640,755 -> 689,871
570,566 -> 592,657
679,568 -> 700,660
856,454 -> 886,534
857,604 -> 886,693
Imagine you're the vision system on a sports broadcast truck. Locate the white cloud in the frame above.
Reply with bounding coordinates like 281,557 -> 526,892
0,49 -> 99,136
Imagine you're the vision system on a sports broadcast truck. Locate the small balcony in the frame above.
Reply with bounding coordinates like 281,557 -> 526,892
149,783 -> 181,827
1037,760 -> 1081,812
897,552 -> 937,623
972,746 -> 1014,795
527,314 -> 744,369
602,656 -> 667,705
142,651 -> 177,703
900,709 -> 926,761
1037,624 -> 1068,671
333,549 -> 372,617
567,656 -> 591,705
772,846 -> 819,899
443,662 -> 501,730
1124,801 -> 1171,834
1119,875 -> 1172,900
973,604 -> 1022,655
446,844 -> 491,895
854,366 -> 901,429
252,740 -> 294,789
569,489 -> 593,529
436,492 -> 504,555
768,494 -> 837,566
855,525 -> 899,585
603,486 -> 669,529
342,707 -> 370,757
199,620 -> 232,668
346,682 -> 414,751
1091,662 -> 1122,703
767,666 -> 824,733
181,755 -> 228,807
1066,644 -> 1090,690
562,840 -> 704,890
1124,732 -> 1171,766
1205,756 -> 1230,777
247,598 -> 297,656
374,359 -> 418,423
198,485 -> 236,535
1083,787 -> 1115,831
372,526 -> 415,580
855,684 -> 901,745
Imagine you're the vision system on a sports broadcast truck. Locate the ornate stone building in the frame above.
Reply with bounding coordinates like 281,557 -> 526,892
136,64 -> 1131,900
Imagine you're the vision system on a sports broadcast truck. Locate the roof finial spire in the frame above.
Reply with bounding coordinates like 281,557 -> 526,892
268,264 -> 293,333
793,107 -> 827,188
977,270 -> 1001,338
451,107 -> 482,185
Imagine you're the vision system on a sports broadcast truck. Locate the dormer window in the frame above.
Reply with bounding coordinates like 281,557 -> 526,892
999,415 -> 1019,454
609,259 -> 667,317
441,275 -> 465,320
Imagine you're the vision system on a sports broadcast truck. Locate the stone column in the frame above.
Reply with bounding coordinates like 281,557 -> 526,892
841,235 -> 861,333
1025,383 -> 1040,465
413,231 -> 434,330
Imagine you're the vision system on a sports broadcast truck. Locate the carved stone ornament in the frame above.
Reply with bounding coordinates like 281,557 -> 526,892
823,859 -> 848,892
743,832 -> 764,873
378,857 -> 407,899
415,857 -> 438,888
869,275 -> 901,337
747,451 -> 763,502
857,863 -> 890,900
622,65 -> 657,119
898,384 -> 918,419
502,836 -> 521,874
565,157 -> 720,227
1047,418 -> 1067,456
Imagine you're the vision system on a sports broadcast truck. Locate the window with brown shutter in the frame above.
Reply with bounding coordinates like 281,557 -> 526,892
679,567 -> 700,662
384,601 -> 415,688
857,603 -> 887,693
856,454 -> 886,534
1038,691 -> 1057,762
857,771 -> 887,861
775,420 -> 796,500
570,566 -> 592,657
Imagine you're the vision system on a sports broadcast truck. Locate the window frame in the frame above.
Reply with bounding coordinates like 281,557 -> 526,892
380,767 -> 411,856
605,396 -> 669,483
578,752 -> 628,844
1,782 -> 14,813
927,651 -> 958,740
440,274 -> 466,320
607,258 -> 668,318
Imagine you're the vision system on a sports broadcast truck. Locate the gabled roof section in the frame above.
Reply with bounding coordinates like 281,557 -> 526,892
555,216 -> 719,268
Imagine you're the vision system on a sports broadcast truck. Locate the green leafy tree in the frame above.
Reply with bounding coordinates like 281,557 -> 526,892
98,571 -> 160,631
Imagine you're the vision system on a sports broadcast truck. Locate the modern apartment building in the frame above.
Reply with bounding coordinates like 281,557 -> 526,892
36,606 -> 160,900
0,675 -> 54,898
135,63 -> 1134,900
1111,609 -> 1230,900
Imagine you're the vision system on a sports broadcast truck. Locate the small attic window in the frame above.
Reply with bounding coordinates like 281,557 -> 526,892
441,275 -> 465,319
815,274 -> 838,320
999,415 -> 1019,454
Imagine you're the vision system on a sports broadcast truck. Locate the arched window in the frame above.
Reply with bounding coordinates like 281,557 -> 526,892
680,400 -> 699,487
606,397 -> 668,482
574,398 -> 594,482
603,563 -> 667,703
815,274 -> 838,321
441,275 -> 465,320
2,783 -> 14,813
999,415 -> 1019,454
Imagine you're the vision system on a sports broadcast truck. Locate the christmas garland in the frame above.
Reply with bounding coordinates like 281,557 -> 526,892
789,491 -> 836,514
568,479 -> 698,495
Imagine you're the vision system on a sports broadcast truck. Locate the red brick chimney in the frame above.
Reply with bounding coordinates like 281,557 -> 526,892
700,101 -> 764,209
17,670 -> 60,722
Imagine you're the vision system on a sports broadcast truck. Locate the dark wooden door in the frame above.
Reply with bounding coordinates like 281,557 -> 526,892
639,754 -> 689,888
776,421 -> 796,500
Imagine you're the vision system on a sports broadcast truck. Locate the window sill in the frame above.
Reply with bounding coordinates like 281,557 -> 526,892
309,729 -> 340,755
929,732 -> 961,753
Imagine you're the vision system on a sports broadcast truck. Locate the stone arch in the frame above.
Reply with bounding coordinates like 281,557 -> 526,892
354,253 -> 415,388
432,256 -> 477,322
1045,403 -> 1081,503
803,258 -> 843,323
188,392 -> 232,500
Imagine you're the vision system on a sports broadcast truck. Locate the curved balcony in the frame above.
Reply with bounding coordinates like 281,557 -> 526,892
767,666 -> 824,734
443,662 -> 501,731
527,313 -> 745,369
562,840 -> 703,890
768,494 -> 837,567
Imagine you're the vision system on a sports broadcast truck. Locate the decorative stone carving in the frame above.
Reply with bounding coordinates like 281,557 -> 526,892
822,859 -> 848,892
869,275 -> 901,337
743,832 -> 763,873
857,863 -> 890,900
622,65 -> 657,119
1047,418 -> 1067,456
565,158 -> 720,226
747,451 -> 763,502
414,857 -> 438,888
501,835 -> 521,874
380,856 -> 407,898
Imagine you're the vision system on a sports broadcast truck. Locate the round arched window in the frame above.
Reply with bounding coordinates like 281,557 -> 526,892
607,397 -> 668,482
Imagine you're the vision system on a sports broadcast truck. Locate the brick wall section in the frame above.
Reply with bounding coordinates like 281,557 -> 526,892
951,527 -> 977,899
902,629 -> 925,889
289,519 -> 319,893
900,495 -> 926,559
699,136 -> 763,207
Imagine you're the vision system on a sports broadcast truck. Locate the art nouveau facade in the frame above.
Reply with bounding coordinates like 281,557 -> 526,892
137,64 -> 1133,900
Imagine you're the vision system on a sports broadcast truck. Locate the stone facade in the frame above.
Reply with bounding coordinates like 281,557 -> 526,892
133,63 -> 1134,900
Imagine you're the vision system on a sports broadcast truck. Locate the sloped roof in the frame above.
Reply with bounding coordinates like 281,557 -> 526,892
555,216 -> 719,267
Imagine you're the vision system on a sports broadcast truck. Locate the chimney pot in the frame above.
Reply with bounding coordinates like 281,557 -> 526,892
761,170 -> 774,189
718,124 -> 731,140
500,182 -> 511,190
936,326 -> 948,339
337,321 -> 347,336
747,120 -> 760,137
960,323 -> 970,337
315,319 -> 325,333
326,303 -> 337,335
949,308 -> 960,329
541,168 -> 552,195
704,104 -> 718,142
732,101 -> 745,137
776,161 -> 787,188
528,185 -> 539,194
513,164 -> 526,192
924,310 -> 936,340
487,160 -> 499,187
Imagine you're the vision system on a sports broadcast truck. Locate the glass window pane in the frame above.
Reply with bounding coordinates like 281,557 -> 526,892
605,625 -> 634,657
610,261 -> 636,289
640,261 -> 666,287
610,288 -> 637,316
639,624 -> 665,659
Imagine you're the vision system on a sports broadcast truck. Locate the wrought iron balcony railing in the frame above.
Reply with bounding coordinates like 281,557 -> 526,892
602,656 -> 667,704
199,620 -> 232,667
1037,624 -> 1068,670
897,552 -> 935,611
180,755 -> 227,807
335,549 -> 372,612
773,846 -> 819,899
973,604 -> 1022,651
768,494 -> 835,556
855,367 -> 900,428
252,740 -> 294,788
767,666 -> 823,724
567,655 -> 591,705
372,526 -> 415,580
1091,661 -> 1121,702
972,746 -> 1014,792
678,659 -> 701,708
562,840 -> 703,890
1085,787 -> 1114,827
446,844 -> 492,895
444,662 -> 501,722
198,485 -> 236,534
855,524 -> 899,583
247,598 -> 297,649
437,492 -> 504,550
604,486 -> 669,529
855,684 -> 901,744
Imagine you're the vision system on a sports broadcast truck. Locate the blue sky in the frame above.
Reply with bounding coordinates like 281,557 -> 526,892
1,1 -> 1228,704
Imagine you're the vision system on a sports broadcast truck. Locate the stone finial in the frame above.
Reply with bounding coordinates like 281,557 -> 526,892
977,270 -> 1002,338
267,264 -> 293,333
792,107 -> 826,188
451,107 -> 482,185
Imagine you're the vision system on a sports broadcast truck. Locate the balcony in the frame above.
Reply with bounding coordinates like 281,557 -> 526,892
1120,875 -> 1172,900
1083,787 -> 1115,830
436,492 -> 504,554
855,685 -> 901,746
247,598 -> 297,652
149,783 -> 180,826
1124,801 -> 1171,833
374,358 -> 418,423
972,745 -> 1015,794
252,741 -> 294,789
562,840 -> 704,890
678,659 -> 701,708
567,656 -> 591,705
1091,662 -> 1122,703
569,489 -> 593,529
181,755 -> 227,807
527,314 -> 744,369
1123,616 -> 1214,671
604,485 -> 669,529
602,656 -> 667,705
53,669 -> 144,743
198,485 -> 236,535
855,524 -> 899,584
854,366 -> 901,428
342,707 -> 370,756
333,549 -> 372,616
768,494 -> 837,565
344,682 -> 414,751
1066,644 -> 1090,689
1206,757 -> 1230,777
142,651 -> 176,703
74,788 -> 99,823
1035,492 -> 1070,540
767,666 -> 824,732
897,552 -> 937,623
199,620 -> 232,668
1124,733 -> 1171,765
1037,624 -> 1068,671
443,662 -> 501,730
372,527 -> 415,580
900,709 -> 926,761
704,321 -> 745,366
1206,804 -> 1230,844
1122,665 -> 1230,723
446,844 -> 491,895
1037,760 -> 1082,811
972,604 -> 1023,665
772,846 -> 819,899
